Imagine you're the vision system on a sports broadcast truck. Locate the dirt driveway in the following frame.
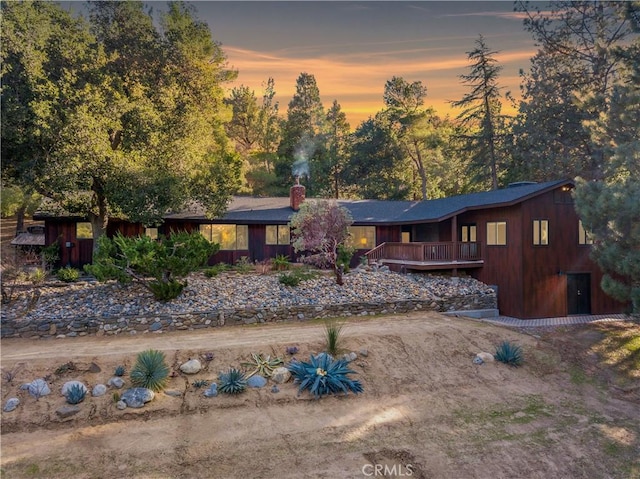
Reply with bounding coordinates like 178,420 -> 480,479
1,312 -> 639,479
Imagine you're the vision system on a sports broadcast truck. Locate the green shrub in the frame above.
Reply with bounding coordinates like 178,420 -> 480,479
234,256 -> 253,274
336,243 -> 355,273
324,320 -> 344,357
272,254 -> 290,271
29,268 -> 46,285
65,384 -> 86,405
288,353 -> 363,398
218,368 -> 247,395
130,349 -> 170,392
495,341 -> 524,367
57,266 -> 80,283
148,279 -> 185,301
278,267 -> 318,287
204,263 -> 230,277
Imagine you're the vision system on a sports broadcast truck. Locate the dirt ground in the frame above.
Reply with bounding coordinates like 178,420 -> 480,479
1,312 -> 639,479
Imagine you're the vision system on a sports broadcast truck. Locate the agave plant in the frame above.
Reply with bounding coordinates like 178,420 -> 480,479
288,353 -> 363,399
192,379 -> 209,389
65,384 -> 86,405
241,353 -> 283,378
218,368 -> 248,395
494,341 -> 524,367
130,349 -> 170,392
114,365 -> 126,377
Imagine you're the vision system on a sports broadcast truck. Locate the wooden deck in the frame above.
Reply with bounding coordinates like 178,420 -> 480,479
365,242 -> 484,271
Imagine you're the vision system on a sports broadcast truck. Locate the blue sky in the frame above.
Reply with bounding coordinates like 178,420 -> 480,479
189,1 -> 541,125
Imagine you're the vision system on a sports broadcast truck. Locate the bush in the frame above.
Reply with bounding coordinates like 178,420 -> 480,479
29,268 -> 46,285
272,254 -> 290,271
288,353 -> 363,398
218,368 -> 247,395
148,279 -> 185,301
336,244 -> 355,272
324,320 -> 344,357
204,263 -> 230,277
495,341 -> 524,367
278,267 -> 318,287
234,256 -> 253,274
65,384 -> 86,405
130,349 -> 170,392
57,266 -> 80,283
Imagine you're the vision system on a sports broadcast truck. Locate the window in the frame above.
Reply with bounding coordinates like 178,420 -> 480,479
76,222 -> 93,239
487,221 -> 507,246
578,220 -> 594,245
144,227 -> 158,240
533,220 -> 549,245
461,225 -> 477,242
200,224 -> 248,250
265,225 -> 290,245
401,232 -> 411,243
347,226 -> 376,249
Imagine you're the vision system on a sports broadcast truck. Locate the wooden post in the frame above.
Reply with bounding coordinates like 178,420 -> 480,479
451,215 -> 458,277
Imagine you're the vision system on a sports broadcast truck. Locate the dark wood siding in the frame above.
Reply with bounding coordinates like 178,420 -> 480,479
466,204 -> 525,318
519,190 -> 625,318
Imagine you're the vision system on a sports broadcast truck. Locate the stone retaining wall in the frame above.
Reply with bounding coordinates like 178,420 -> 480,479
1,294 -> 496,339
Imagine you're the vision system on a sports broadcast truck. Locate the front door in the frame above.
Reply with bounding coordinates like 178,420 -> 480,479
567,273 -> 591,315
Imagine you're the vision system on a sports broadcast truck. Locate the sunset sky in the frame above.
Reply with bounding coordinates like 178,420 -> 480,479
191,1 -> 541,127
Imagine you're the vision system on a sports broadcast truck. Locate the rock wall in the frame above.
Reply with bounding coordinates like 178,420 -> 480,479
1,294 -> 496,339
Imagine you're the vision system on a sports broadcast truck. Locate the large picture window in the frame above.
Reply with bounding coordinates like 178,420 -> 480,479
76,222 -> 93,239
265,225 -> 290,245
200,224 -> 248,250
533,220 -> 549,246
486,221 -> 507,246
348,226 -> 376,249
578,220 -> 594,245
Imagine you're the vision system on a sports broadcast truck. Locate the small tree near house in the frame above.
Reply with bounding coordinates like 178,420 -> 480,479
290,200 -> 353,284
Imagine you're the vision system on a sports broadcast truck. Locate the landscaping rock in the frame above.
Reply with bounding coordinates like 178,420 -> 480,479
179,359 -> 202,374
116,400 -> 127,410
359,348 -> 369,357
108,377 -> 125,388
61,381 -> 88,397
88,362 -> 101,373
3,398 -> 20,412
270,367 -> 291,384
164,390 -> 183,398
26,379 -> 51,398
342,352 -> 358,362
247,375 -> 267,388
476,352 -> 495,363
92,384 -> 108,397
56,405 -> 81,418
121,388 -> 155,408
203,383 -> 218,397
271,385 -> 280,394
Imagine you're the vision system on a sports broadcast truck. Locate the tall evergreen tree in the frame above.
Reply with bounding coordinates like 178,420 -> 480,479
276,72 -> 327,195
324,100 -> 350,198
451,35 -> 506,190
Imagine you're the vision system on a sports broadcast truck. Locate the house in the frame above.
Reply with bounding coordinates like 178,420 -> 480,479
34,179 -> 627,319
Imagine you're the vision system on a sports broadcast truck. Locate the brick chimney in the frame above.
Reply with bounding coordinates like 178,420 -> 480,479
290,176 -> 305,211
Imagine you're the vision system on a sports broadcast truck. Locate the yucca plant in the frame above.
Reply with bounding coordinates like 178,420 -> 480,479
130,349 -> 170,392
241,353 -> 283,378
495,341 -> 524,367
288,353 -> 363,399
114,365 -> 126,377
324,320 -> 344,357
218,368 -> 247,395
65,384 -> 86,405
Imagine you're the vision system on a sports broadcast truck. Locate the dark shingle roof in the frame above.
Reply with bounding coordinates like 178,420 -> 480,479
168,179 -> 571,225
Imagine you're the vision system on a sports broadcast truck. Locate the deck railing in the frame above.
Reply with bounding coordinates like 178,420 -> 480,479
365,242 -> 482,263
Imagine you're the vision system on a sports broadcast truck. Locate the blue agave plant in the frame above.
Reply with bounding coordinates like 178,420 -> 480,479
218,368 -> 247,394
287,353 -> 363,399
66,384 -> 86,405
495,341 -> 524,367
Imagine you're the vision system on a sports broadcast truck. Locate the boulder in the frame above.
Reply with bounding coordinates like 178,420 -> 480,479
27,379 -> 51,398
179,359 -> 202,374
56,405 -> 81,418
270,367 -> 291,384
247,375 -> 267,388
203,383 -> 218,397
121,388 -> 155,408
92,384 -> 108,397
108,377 -> 125,388
476,352 -> 495,363
3,398 -> 19,412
